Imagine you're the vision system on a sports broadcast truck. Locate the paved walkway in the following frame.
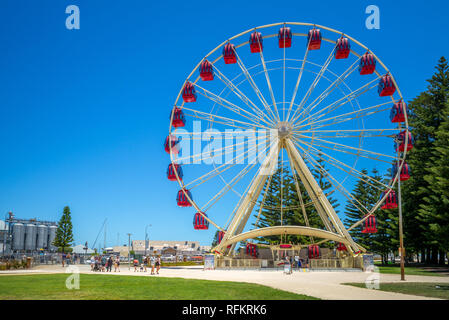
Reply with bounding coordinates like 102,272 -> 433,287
1,264 -> 449,300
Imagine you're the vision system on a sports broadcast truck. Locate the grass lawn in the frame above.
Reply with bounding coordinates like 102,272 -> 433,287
375,265 -> 447,277
345,282 -> 449,299
0,274 -> 318,300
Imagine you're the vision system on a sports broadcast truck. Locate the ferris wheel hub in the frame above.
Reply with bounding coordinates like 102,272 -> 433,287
276,121 -> 293,139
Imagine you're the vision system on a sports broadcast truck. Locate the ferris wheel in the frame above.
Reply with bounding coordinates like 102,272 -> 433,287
165,22 -> 412,257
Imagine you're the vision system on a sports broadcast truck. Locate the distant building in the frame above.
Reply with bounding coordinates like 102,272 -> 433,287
71,244 -> 95,255
111,240 -> 211,258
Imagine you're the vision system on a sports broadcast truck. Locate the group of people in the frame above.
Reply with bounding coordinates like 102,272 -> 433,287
133,254 -> 161,275
90,255 -> 120,272
61,252 -> 80,267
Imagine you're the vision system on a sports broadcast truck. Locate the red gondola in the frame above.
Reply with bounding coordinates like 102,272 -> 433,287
362,215 -> 378,233
193,212 -> 209,230
335,37 -> 350,59
307,28 -> 321,50
170,107 -> 185,128
176,189 -> 192,207
249,31 -> 263,53
278,26 -> 292,48
381,191 -> 398,210
167,163 -> 183,181
308,245 -> 320,259
337,243 -> 347,251
392,162 -> 411,181
216,230 -> 231,248
182,81 -> 197,103
359,52 -> 376,75
378,74 -> 396,97
390,100 -> 407,123
395,131 -> 414,152
164,135 -> 180,154
199,60 -> 214,81
223,43 -> 237,64
246,243 -> 258,258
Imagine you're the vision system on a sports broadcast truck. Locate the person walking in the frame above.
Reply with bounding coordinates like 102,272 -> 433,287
133,258 -> 139,272
66,253 -> 71,266
61,252 -> 66,267
101,255 -> 107,272
155,255 -> 161,275
150,255 -> 155,275
114,256 -> 120,272
107,256 -> 113,272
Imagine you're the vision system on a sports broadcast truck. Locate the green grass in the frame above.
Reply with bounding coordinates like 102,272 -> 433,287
345,282 -> 449,299
375,265 -> 446,277
0,274 -> 318,300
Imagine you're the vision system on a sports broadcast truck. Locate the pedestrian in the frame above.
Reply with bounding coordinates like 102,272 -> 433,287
90,257 -> 95,271
133,258 -> 139,272
150,255 -> 155,275
101,255 -> 107,272
143,256 -> 148,272
66,253 -> 71,266
107,256 -> 113,272
155,255 -> 161,275
61,252 -> 66,267
114,256 -> 120,272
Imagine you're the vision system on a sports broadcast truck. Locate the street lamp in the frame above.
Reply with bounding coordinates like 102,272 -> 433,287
145,224 -> 152,257
127,233 -> 132,270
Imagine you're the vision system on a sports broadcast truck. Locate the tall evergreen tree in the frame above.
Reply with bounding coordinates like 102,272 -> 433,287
403,57 -> 449,263
53,206 -> 74,253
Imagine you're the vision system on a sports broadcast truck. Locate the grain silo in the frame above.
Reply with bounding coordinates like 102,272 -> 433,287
12,223 -> 25,251
48,225 -> 57,250
25,223 -> 36,251
36,224 -> 47,249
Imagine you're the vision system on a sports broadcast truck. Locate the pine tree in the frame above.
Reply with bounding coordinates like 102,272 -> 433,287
403,57 -> 449,263
53,206 -> 74,253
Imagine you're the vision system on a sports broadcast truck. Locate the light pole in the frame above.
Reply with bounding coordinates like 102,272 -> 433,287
127,233 -> 132,270
145,224 -> 152,257
395,136 -> 406,281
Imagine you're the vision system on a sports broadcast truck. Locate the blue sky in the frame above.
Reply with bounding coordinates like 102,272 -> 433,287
0,0 -> 448,248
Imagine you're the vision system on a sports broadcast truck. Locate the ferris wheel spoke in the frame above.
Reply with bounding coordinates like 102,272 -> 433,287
298,139 -> 390,191
201,161 -> 258,212
293,76 -> 380,128
257,41 -> 280,122
182,106 -> 270,131
297,101 -> 394,131
213,65 -> 274,126
289,47 -> 336,122
284,145 -> 313,241
174,133 -> 261,164
296,57 -> 361,121
201,140 -> 273,212
233,49 -> 278,123
191,83 -> 270,127
294,135 -> 396,164
295,142 -> 371,216
286,40 -> 311,122
185,136 -> 269,190
295,128 -> 399,139
254,170 -> 275,228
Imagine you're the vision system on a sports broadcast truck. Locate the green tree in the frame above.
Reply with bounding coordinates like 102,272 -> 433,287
53,206 -> 74,253
403,57 -> 449,264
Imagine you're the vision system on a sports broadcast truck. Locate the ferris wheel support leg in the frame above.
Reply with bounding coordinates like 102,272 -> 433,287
218,140 -> 280,256
284,138 -> 360,254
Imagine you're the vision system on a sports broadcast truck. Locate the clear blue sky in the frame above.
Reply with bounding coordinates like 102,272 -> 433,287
0,0 -> 448,247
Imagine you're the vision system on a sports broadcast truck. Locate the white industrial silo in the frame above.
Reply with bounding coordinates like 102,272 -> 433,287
12,223 -> 25,251
36,224 -> 47,249
48,225 -> 57,251
25,223 -> 36,251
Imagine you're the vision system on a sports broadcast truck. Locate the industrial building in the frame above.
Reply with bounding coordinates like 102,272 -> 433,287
1,212 -> 58,256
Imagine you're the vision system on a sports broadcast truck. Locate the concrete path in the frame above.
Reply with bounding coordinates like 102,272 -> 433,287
1,264 -> 449,300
